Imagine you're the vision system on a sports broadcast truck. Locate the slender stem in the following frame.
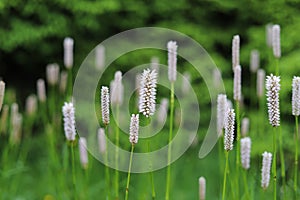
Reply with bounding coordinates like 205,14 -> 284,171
273,127 -> 277,200
104,125 -> 111,200
275,58 -> 279,76
222,151 -> 229,200
165,82 -> 174,200
71,142 -> 77,199
235,100 -> 241,199
125,145 -> 135,200
115,105 -> 120,200
67,68 -> 73,100
294,116 -> 299,197
147,141 -> 156,199
278,126 -> 286,198
242,170 -> 250,200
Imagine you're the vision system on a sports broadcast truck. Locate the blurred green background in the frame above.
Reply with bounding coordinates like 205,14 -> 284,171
1,0 -> 300,199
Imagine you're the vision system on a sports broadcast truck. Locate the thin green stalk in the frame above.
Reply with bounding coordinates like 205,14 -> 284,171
222,151 -> 229,200
275,58 -> 279,76
67,68 -> 73,100
294,116 -> 298,197
165,82 -> 174,200
147,141 -> 156,199
104,125 -> 111,200
125,145 -> 135,200
71,142 -> 77,199
278,126 -> 286,198
235,100 -> 241,199
273,127 -> 277,200
115,105 -> 120,200
242,170 -> 250,200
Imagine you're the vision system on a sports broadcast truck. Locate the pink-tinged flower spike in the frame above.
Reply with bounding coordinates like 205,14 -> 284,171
110,71 -> 124,106
63,37 -> 74,69
266,23 -> 273,48
224,109 -> 235,151
292,76 -> 300,116
0,80 -> 5,111
97,128 -> 106,154
232,35 -> 240,70
25,94 -> 37,116
272,25 -> 281,58
79,137 -> 88,169
233,65 -> 242,101
62,102 -> 76,141
261,151 -> 272,189
167,41 -> 178,82
250,50 -> 260,73
217,94 -> 227,137
59,70 -> 68,93
240,137 -> 251,170
95,44 -> 105,70
101,86 -> 110,125
37,79 -> 46,103
46,63 -> 60,86
129,114 -> 139,144
198,176 -> 206,200
241,117 -> 249,137
257,69 -> 265,98
139,69 -> 157,117
266,74 -> 281,127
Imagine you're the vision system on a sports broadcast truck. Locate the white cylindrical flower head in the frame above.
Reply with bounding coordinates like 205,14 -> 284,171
217,94 -> 227,137
26,94 -> 37,116
101,86 -> 110,125
272,25 -> 281,58
261,151 -> 272,189
0,104 -> 9,133
10,113 -> 22,145
46,63 -> 60,86
241,117 -> 250,137
199,176 -> 206,200
250,50 -> 260,73
138,69 -> 157,117
292,76 -> 300,116
59,70 -> 68,93
111,71 -> 124,105
266,23 -> 273,48
182,71 -> 191,95
95,44 -> 105,70
129,114 -> 139,144
266,74 -> 280,127
62,102 -> 76,141
227,99 -> 233,109
151,56 -> 159,74
240,137 -> 251,170
232,35 -> 240,70
257,69 -> 265,98
79,137 -> 88,169
97,128 -> 106,154
233,65 -> 242,101
37,79 -> 46,103
63,37 -> 74,69
157,98 -> 169,125
0,80 -> 5,111
224,109 -> 235,151
167,40 -> 178,82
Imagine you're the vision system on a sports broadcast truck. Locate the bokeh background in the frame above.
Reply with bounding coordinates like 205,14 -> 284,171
1,0 -> 300,199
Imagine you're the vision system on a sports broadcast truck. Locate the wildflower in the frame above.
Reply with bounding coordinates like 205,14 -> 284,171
240,137 -> 251,169
26,94 -> 37,116
0,81 -> 5,111
232,35 -> 240,70
110,71 -> 124,106
167,41 -> 178,82
292,76 -> 300,116
101,86 -> 110,125
199,176 -> 206,200
129,114 -> 139,144
79,137 -> 88,169
261,151 -> 272,189
217,94 -> 227,137
250,50 -> 259,73
62,102 -> 76,141
241,117 -> 249,137
224,109 -> 235,151
272,25 -> 281,58
37,79 -> 46,102
233,65 -> 242,101
257,69 -> 265,98
46,63 -> 60,86
63,37 -> 74,69
266,74 -> 280,127
97,128 -> 106,154
95,44 -> 105,70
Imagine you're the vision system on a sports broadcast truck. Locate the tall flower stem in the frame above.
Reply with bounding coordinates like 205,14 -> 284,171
105,125 -> 111,200
279,126 -> 286,198
222,151 -> 229,200
147,140 -> 156,199
275,58 -> 279,76
125,144 -> 134,200
67,68 -> 73,100
242,170 -> 250,199
235,100 -> 241,198
165,82 -> 174,200
71,142 -> 77,199
273,127 -> 277,200
115,105 -> 120,200
294,116 -> 299,197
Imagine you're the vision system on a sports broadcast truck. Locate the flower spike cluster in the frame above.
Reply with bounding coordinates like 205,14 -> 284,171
266,74 -> 280,127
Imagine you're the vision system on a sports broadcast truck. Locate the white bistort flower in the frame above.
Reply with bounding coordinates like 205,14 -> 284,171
129,114 -> 139,144
292,76 -> 300,116
110,71 -> 124,106
157,98 -> 168,125
266,74 -> 280,127
79,137 -> 88,169
217,94 -> 227,137
97,128 -> 106,154
46,63 -> 60,86
266,23 -> 273,48
0,80 -> 5,111
240,137 -> 251,170
37,79 -> 46,103
250,50 -> 259,73
198,176 -> 206,200
138,69 -> 157,117
63,37 -> 74,69
95,44 -> 105,70
101,86 -> 110,125
261,151 -> 272,189
62,102 -> 76,141
232,35 -> 240,70
233,65 -> 242,101
167,41 -> 178,82
26,94 -> 37,116
272,25 -> 281,58
224,109 -> 235,151
241,117 -> 249,137
257,69 -> 265,98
